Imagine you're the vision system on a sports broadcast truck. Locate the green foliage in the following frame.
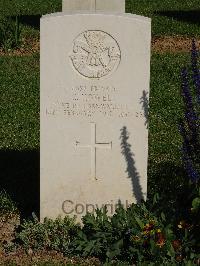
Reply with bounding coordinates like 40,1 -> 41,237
192,193 -> 200,211
0,190 -> 18,216
16,203 -> 197,264
72,202 -> 199,264
126,0 -> 200,36
0,16 -> 22,51
17,216 -> 80,255
0,0 -> 61,16
148,53 -> 190,222
0,0 -> 199,39
0,55 -> 39,150
71,204 -> 179,264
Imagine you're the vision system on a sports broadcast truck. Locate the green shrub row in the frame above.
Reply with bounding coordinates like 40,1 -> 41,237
16,197 -> 199,265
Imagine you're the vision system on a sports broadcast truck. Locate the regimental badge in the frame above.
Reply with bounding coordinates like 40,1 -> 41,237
70,30 -> 121,79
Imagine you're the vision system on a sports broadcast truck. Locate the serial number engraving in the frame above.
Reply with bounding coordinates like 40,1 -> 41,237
46,85 -> 132,118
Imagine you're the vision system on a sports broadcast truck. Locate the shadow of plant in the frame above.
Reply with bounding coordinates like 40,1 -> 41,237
120,126 -> 144,203
140,90 -> 149,129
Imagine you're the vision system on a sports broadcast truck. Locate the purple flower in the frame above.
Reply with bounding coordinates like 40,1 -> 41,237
182,146 -> 199,183
179,40 -> 200,183
191,39 -> 200,104
181,68 -> 198,141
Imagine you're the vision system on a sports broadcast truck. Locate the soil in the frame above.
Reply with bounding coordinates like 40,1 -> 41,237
0,37 -> 39,56
0,36 -> 200,56
0,215 -> 20,245
0,215 -> 101,265
0,249 -> 101,266
152,36 -> 200,53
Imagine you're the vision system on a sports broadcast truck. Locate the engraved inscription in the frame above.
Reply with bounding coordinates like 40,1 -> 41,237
70,30 -> 121,79
46,85 -> 133,118
75,123 -> 112,180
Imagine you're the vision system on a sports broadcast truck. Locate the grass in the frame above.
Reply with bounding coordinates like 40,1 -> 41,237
148,53 -> 190,209
0,52 -> 191,215
0,0 -> 199,41
150,53 -> 186,163
0,55 -> 39,150
0,55 -> 40,216
0,0 -> 62,16
127,0 -> 200,37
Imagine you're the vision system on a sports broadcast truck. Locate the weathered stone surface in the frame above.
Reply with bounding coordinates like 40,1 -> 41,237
96,0 -> 125,12
62,0 -> 95,12
62,0 -> 125,12
40,13 -> 151,221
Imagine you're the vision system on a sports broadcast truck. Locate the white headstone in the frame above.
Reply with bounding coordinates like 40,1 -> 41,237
62,0 -> 125,12
40,10 -> 151,221
63,0 -> 95,12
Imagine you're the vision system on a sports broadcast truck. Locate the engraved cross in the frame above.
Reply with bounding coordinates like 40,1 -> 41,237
75,123 -> 112,180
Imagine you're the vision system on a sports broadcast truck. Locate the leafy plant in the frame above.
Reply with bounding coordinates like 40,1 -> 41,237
70,204 -> 180,264
0,16 -> 21,51
17,215 -> 80,255
0,190 -> 18,217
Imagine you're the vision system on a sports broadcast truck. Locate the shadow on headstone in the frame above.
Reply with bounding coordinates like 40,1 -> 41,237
155,10 -> 200,25
140,90 -> 149,129
0,149 -> 39,219
120,126 -> 144,202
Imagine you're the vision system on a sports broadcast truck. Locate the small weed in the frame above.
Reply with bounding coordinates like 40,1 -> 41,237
0,16 -> 22,51
0,190 -> 18,217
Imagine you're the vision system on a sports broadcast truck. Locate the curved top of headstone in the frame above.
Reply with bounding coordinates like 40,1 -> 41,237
42,12 -> 151,24
62,0 -> 125,13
